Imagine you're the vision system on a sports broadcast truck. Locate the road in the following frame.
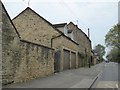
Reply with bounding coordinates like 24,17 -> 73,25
91,62 -> 119,89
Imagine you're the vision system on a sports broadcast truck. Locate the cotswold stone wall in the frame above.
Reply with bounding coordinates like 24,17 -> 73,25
13,8 -> 60,48
14,40 -> 54,83
67,22 -> 92,66
52,35 -> 79,71
2,40 -> 54,85
0,2 -> 2,87
1,3 -> 54,85
2,3 -> 21,84
67,22 -> 91,54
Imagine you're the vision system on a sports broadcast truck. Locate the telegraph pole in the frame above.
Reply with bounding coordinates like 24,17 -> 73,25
28,0 -> 30,7
88,28 -> 90,38
88,28 -> 91,68
76,20 -> 78,26
22,0 -> 30,7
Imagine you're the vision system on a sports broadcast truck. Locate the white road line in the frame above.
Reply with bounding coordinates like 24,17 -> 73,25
116,84 -> 118,88
105,84 -> 114,88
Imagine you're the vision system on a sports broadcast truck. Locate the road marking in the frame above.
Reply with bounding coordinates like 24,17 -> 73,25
96,81 -> 118,88
105,85 -> 114,88
105,83 -> 114,88
116,84 -> 118,88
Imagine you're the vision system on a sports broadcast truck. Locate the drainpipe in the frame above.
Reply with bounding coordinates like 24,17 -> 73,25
51,34 -> 63,48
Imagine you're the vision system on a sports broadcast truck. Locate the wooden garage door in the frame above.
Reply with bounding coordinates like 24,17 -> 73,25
54,51 -> 61,73
63,49 -> 70,70
71,52 -> 76,69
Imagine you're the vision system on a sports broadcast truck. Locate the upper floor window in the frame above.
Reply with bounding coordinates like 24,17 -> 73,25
64,25 -> 74,40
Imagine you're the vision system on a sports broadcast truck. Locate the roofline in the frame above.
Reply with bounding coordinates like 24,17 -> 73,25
12,7 -> 78,45
1,1 -> 21,38
68,22 -> 91,42
12,7 -> 29,21
76,26 -> 91,42
12,7 -> 63,34
53,23 -> 67,28
63,34 -> 79,45
20,39 -> 54,50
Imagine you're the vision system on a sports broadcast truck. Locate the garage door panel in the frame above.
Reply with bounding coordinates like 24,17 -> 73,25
71,52 -> 76,69
63,49 -> 70,70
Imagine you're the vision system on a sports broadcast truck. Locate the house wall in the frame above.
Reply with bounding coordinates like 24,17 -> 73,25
56,27 -> 64,33
2,5 -> 54,85
67,23 -> 92,67
0,2 -> 2,84
2,4 -> 22,84
13,8 -> 60,48
52,36 -> 79,71
54,22 -> 92,68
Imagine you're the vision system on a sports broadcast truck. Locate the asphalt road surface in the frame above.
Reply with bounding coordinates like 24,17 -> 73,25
91,62 -> 119,89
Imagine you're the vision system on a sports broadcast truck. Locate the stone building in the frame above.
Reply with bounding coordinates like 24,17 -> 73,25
53,22 -> 92,67
1,2 -> 55,85
1,1 -> 92,85
12,7 -> 80,73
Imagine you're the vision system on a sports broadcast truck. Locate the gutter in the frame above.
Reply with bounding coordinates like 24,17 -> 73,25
51,34 -> 63,48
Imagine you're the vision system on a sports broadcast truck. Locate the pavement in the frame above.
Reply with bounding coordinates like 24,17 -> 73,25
3,62 -> 105,88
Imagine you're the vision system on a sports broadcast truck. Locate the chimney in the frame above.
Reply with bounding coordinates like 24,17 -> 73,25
88,28 -> 90,38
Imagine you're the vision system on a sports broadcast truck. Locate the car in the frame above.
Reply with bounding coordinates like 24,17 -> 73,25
105,60 -> 109,63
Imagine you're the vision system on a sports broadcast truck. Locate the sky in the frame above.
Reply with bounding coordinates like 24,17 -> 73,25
1,0 -> 119,57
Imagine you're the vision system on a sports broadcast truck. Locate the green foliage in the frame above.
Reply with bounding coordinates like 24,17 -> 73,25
94,44 -> 106,60
105,24 -> 120,63
106,47 -> 120,63
105,24 -> 120,48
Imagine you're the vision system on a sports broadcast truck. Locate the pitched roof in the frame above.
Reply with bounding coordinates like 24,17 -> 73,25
12,7 -> 79,45
53,23 -> 67,28
68,22 -> 91,42
12,7 -> 63,34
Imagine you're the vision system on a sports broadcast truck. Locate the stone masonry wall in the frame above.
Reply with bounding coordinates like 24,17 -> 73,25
52,35 -> 79,70
13,8 -> 60,48
67,22 -> 91,55
52,35 -> 79,52
0,2 -> 2,86
2,4 -> 21,84
67,22 -> 92,66
14,41 -> 54,83
2,4 -> 54,85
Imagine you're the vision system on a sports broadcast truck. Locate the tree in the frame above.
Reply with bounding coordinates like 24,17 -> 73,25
105,24 -> 120,63
93,44 -> 106,61
106,47 -> 120,63
105,24 -> 120,48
